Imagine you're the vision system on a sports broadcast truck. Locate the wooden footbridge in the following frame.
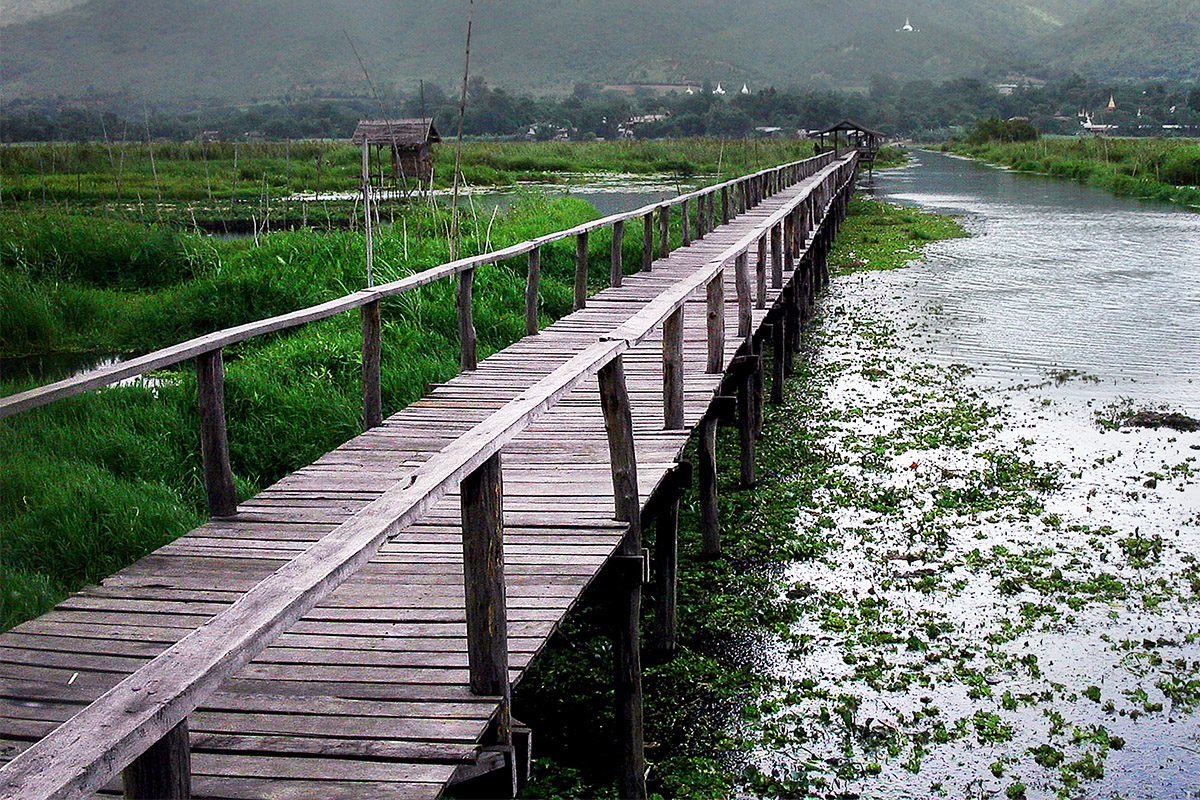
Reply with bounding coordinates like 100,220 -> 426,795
0,150 -> 858,800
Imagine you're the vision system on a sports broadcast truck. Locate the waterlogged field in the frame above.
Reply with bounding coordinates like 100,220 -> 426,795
0,138 -> 814,226
727,200 -> 1200,798
943,137 -> 1200,210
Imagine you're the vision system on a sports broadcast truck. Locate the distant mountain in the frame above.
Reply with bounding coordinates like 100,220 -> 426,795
1,0 -> 1192,104
1027,0 -> 1200,80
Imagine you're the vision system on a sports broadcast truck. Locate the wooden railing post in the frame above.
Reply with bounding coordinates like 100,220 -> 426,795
610,221 -> 624,288
458,267 -> 478,371
525,247 -> 541,336
122,719 -> 191,800
662,307 -> 684,430
680,199 -> 690,247
657,205 -> 669,260
735,252 -> 752,340
196,349 -> 236,518
574,231 -> 589,311
755,234 -> 767,310
771,222 -> 784,289
642,212 -> 654,272
720,186 -> 730,224
706,273 -> 725,374
460,452 -> 512,740
361,300 -> 382,430
597,356 -> 647,800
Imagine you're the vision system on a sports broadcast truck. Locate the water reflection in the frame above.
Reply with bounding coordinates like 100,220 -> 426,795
866,150 -> 1200,414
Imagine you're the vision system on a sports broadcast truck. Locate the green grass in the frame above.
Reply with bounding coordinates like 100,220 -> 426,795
0,191 -> 639,630
828,198 -> 968,274
0,139 -> 816,226
942,137 -> 1200,210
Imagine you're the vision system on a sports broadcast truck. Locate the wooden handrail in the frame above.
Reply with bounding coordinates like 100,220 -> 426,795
0,152 -> 858,800
0,151 -> 838,421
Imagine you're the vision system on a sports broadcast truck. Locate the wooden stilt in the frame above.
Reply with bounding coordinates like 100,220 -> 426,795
662,308 -> 685,430
651,492 -> 680,655
706,274 -> 725,374
699,414 -> 720,556
122,719 -> 191,800
597,357 -> 646,800
738,370 -> 756,488
771,320 -> 785,405
680,199 -> 690,247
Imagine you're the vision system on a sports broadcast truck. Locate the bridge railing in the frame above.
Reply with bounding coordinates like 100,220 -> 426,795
0,150 -> 840,518
0,151 -> 859,800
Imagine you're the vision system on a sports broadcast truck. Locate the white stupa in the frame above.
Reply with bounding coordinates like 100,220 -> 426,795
898,16 -> 917,32
713,83 -> 726,95
740,83 -> 750,94
686,86 -> 695,95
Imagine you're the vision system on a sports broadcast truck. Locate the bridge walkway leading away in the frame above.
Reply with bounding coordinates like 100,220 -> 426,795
0,152 -> 858,800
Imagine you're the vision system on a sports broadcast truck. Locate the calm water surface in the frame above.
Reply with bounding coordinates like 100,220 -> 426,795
868,150 -> 1200,414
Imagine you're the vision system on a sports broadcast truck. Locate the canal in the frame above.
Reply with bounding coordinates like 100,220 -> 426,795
746,151 -> 1200,799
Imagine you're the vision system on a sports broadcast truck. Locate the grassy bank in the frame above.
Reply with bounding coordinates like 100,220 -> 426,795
942,137 -> 1200,209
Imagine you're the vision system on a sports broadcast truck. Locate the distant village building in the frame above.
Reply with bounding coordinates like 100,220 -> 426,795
351,118 -> 441,184
754,126 -> 783,138
618,113 -> 671,139
194,130 -> 222,143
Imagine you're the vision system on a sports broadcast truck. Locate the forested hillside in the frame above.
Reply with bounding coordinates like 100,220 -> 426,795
6,0 -> 1188,104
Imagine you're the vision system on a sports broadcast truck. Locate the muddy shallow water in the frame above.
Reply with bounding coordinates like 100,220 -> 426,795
747,153 -> 1200,799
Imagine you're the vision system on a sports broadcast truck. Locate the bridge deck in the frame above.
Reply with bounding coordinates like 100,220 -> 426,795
0,170 -> 835,799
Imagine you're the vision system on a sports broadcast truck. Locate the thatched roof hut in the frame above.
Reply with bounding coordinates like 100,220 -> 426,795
352,118 -> 441,183
811,120 -> 885,165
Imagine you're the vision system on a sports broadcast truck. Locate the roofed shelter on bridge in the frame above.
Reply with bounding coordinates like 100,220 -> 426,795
812,120 -> 885,171
352,118 -> 441,187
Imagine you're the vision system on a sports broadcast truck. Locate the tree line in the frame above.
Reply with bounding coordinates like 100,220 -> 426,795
3,75 -> 1198,144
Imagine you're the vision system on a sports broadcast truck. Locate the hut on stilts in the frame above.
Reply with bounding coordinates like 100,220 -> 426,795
352,118 -> 442,201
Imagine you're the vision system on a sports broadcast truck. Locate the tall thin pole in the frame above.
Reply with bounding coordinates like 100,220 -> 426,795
449,0 -> 474,262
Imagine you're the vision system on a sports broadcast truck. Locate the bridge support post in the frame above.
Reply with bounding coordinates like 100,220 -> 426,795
197,349 -> 237,519
122,718 -> 191,800
610,221 -> 624,288
782,287 -> 796,378
597,357 -> 647,800
680,199 -> 690,247
695,193 -> 707,238
770,321 -> 785,405
752,334 -> 765,438
650,463 -> 690,657
642,212 -> 654,272
361,300 -> 383,430
574,231 -> 590,311
738,364 -> 756,488
721,186 -> 730,225
458,267 -> 478,370
525,247 -> 541,336
699,413 -> 720,556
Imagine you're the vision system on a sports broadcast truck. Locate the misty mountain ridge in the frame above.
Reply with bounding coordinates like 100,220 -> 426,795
1,0 -> 1196,104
